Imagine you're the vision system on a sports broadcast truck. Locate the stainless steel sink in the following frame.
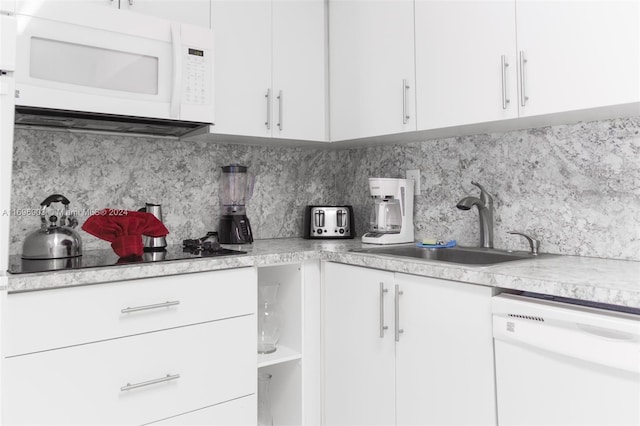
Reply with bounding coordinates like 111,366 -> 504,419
350,245 -> 544,266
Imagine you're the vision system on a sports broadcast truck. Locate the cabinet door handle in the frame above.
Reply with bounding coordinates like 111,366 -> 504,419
121,373 -> 180,392
519,51 -> 528,107
379,282 -> 389,338
402,79 -> 410,124
277,90 -> 283,131
265,89 -> 271,130
501,55 -> 510,109
121,300 -> 180,314
395,285 -> 404,342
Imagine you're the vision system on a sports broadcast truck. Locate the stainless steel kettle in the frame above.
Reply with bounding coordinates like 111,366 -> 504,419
22,194 -> 83,259
138,202 -> 167,251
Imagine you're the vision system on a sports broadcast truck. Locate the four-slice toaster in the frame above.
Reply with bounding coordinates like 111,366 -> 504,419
303,205 -> 355,239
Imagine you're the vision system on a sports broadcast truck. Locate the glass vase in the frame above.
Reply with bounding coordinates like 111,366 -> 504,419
258,372 -> 274,426
258,282 -> 281,354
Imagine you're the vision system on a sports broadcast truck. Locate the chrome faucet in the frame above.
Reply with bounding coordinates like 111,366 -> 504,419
456,181 -> 494,248
508,231 -> 540,255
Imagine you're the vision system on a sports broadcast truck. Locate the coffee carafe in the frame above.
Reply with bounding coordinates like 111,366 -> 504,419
138,203 -> 167,251
218,164 -> 254,244
370,198 -> 402,233
362,178 -> 414,244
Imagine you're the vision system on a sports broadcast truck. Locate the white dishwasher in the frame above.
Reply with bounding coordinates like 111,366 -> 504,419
492,293 -> 640,426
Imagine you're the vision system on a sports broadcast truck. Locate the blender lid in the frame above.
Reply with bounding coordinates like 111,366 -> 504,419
222,164 -> 248,173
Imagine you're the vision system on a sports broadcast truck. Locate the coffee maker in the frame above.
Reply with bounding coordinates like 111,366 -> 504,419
218,164 -> 254,244
361,177 -> 414,244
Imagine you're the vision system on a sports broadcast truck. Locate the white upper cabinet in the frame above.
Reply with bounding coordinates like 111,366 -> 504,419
120,0 -> 210,28
212,0 -> 327,142
515,0 -> 640,117
211,0 -> 272,138
415,0 -> 518,130
14,0 -> 210,27
415,0 -> 639,131
329,0 -> 416,141
272,0 -> 327,141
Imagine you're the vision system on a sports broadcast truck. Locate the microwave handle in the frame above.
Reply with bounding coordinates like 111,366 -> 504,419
170,23 -> 182,119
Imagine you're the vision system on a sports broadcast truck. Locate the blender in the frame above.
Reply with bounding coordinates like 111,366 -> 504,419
218,164 -> 254,244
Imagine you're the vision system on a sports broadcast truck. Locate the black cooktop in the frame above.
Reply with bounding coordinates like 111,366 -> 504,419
8,244 -> 247,274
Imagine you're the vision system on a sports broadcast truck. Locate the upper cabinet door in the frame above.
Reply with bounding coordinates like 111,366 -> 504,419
121,0 -> 211,27
329,0 -> 416,142
516,0 -> 640,117
272,0 -> 328,141
211,0 -> 272,138
415,0 -> 518,130
15,1 -> 210,27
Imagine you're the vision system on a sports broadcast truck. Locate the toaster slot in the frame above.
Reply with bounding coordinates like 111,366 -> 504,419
314,210 -> 325,228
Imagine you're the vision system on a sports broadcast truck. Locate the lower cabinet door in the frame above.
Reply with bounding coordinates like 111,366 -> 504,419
3,316 -> 256,426
146,395 -> 256,426
323,263 -> 396,426
394,274 -> 496,426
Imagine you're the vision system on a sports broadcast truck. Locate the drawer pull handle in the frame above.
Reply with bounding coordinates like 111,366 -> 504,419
121,300 -> 180,314
121,373 -> 181,392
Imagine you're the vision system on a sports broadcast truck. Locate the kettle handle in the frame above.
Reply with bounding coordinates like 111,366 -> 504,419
40,194 -> 70,207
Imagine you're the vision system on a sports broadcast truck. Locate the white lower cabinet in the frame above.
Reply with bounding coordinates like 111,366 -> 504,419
324,265 -> 395,425
257,260 -> 322,426
1,268 -> 257,426
394,273 -> 497,425
4,268 -> 256,357
146,395 -> 256,426
4,317 -> 255,425
324,262 -> 497,426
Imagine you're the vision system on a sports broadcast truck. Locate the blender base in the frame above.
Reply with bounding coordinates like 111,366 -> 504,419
218,215 -> 254,244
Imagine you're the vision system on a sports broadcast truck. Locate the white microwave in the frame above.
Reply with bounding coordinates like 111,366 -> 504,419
13,6 -> 214,132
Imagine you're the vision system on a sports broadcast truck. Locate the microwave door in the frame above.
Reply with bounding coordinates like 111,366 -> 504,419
14,12 -> 213,124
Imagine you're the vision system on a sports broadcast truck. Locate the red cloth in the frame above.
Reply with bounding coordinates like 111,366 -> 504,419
82,209 -> 169,258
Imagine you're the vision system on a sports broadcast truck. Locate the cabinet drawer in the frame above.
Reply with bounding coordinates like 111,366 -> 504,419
4,268 -> 256,356
3,316 -> 256,426
147,395 -> 256,426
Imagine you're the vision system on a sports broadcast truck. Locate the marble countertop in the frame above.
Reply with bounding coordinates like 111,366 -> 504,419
6,238 -> 640,309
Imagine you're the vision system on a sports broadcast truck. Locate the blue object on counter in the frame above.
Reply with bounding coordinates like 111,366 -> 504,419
416,240 -> 457,248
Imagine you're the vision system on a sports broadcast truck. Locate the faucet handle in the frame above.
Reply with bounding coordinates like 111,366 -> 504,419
471,181 -> 493,205
508,231 -> 540,255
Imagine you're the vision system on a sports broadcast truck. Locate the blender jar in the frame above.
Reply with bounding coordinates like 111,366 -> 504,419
221,164 -> 250,215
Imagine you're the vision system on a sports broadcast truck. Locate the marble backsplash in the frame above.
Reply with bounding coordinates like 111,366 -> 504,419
9,115 -> 640,261
335,116 -> 640,260
9,129 -> 342,253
